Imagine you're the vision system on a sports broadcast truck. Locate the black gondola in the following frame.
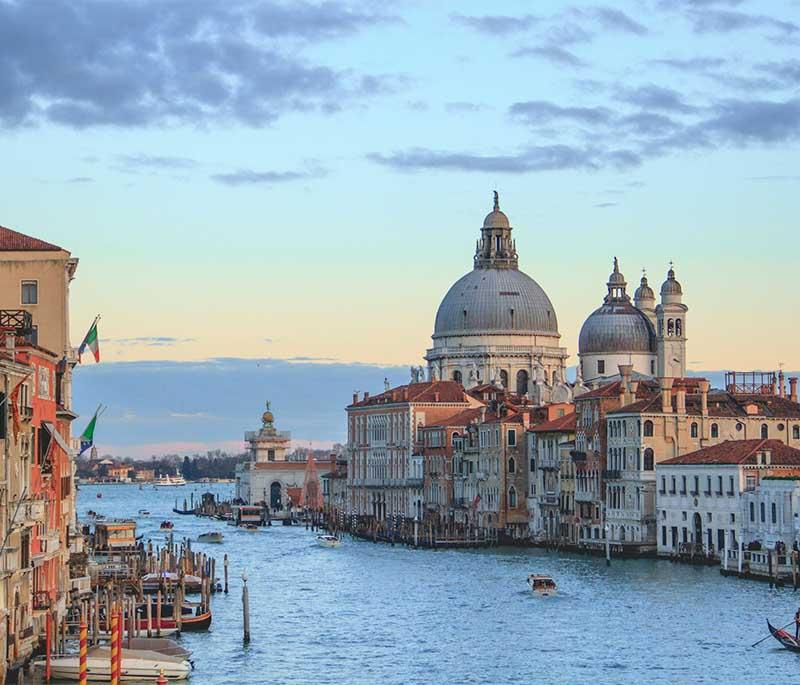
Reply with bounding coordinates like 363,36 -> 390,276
767,620 -> 800,652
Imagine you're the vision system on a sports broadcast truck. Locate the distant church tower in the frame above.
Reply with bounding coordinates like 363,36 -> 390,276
633,270 -> 656,329
656,265 -> 688,378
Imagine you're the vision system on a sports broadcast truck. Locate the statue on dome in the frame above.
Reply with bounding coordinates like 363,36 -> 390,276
384,377 -> 391,391
430,366 -> 439,381
468,361 -> 480,387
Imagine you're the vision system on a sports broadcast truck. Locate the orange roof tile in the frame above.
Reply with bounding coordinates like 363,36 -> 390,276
659,439 -> 800,466
0,226 -> 62,251
350,381 -> 468,407
530,412 -> 577,433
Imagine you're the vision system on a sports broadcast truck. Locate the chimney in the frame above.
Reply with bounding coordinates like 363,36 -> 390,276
352,392 -> 359,405
619,364 -> 633,405
675,387 -> 686,414
779,370 -> 786,398
790,377 -> 798,404
521,412 -> 530,430
364,391 -> 370,401
402,387 -> 408,401
479,406 -> 487,422
698,380 -> 709,416
660,377 -> 674,414
630,380 -> 640,397
434,391 -> 440,402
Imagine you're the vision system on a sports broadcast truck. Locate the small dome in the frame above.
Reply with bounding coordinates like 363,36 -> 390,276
634,274 -> 655,302
661,266 -> 682,296
579,302 -> 657,355
262,411 -> 274,424
607,257 -> 625,286
483,209 -> 510,229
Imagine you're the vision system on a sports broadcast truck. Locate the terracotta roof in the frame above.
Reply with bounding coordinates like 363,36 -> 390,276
609,390 -> 800,418
530,412 -> 577,433
659,439 -> 800,466
577,379 -> 659,401
0,225 -> 62,251
426,407 -> 485,429
350,381 -> 469,407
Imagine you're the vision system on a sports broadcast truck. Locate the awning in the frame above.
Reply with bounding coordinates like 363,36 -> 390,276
43,422 -> 74,457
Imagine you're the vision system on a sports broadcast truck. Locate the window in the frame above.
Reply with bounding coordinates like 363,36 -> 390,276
597,360 -> 605,375
508,429 -> 517,447
711,423 -> 719,439
662,526 -> 667,546
728,476 -> 734,495
643,420 -> 654,437
717,476 -> 723,495
499,370 -> 508,388
643,448 -> 654,471
761,423 -> 768,439
771,502 -> 777,524
268,449 -> 275,461
794,425 -> 800,440
667,318 -> 674,336
749,502 -> 754,522
690,422 -> 698,438
676,319 -> 682,336
508,457 -> 516,474
693,476 -> 699,495
508,487 -> 517,508
21,280 -> 38,305
760,502 -> 765,523
659,476 -> 666,494
705,476 -> 711,495
670,476 -> 676,494
516,370 -> 529,396
650,360 -> 655,375
680,475 -> 687,494
453,370 -> 462,383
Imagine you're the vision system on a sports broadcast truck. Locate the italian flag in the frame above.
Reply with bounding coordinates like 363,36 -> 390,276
79,407 -> 101,456
79,318 -> 100,363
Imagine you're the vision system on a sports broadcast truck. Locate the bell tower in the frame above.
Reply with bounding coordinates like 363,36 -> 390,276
656,264 -> 688,378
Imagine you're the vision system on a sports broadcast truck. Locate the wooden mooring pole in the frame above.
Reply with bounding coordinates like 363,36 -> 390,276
242,570 -> 251,644
224,554 -> 229,594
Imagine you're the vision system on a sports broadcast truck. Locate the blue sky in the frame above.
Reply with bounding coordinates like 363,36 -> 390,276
2,0 -> 799,454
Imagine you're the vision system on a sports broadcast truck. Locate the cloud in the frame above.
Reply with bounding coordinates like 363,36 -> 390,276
509,100 -> 613,125
581,6 -> 648,35
66,176 -> 94,183
210,166 -> 325,186
687,9 -> 799,35
112,154 -> 200,172
511,46 -> 586,68
0,0 -> 393,129
757,60 -> 800,86
617,85 -> 696,113
445,102 -> 488,114
650,56 -> 727,72
594,201 -> 618,208
368,144 -> 640,174
700,98 -> 800,143
106,336 -> 197,347
451,14 -> 539,35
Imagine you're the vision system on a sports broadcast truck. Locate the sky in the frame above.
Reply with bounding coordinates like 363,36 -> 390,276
1,0 -> 799,455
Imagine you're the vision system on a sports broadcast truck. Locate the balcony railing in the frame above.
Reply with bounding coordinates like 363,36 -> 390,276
602,469 -> 621,480
33,591 -> 50,610
538,456 -> 559,470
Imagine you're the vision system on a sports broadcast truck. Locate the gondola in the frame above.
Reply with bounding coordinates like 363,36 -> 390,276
172,508 -> 195,515
767,620 -> 800,652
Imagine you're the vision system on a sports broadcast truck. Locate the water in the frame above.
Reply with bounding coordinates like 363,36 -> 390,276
55,483 -> 800,683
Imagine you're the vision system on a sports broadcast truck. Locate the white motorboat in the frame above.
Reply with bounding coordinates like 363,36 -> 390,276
33,647 -> 191,681
316,534 -> 342,548
198,531 -> 224,543
528,574 -> 557,597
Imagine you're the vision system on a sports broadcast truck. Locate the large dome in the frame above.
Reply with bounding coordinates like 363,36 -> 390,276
434,268 -> 559,337
578,302 -> 656,354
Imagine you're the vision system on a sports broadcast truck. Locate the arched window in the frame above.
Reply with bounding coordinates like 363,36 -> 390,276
508,457 -> 516,474
750,502 -> 755,522
761,423 -> 768,439
711,423 -> 719,439
771,502 -> 777,524
675,319 -> 682,336
552,370 -> 558,385
516,370 -> 529,395
453,370 -> 462,383
499,370 -> 508,388
643,448 -> 654,471
760,502 -> 765,523
508,487 -> 517,509
691,422 -> 698,438
643,420 -> 654,437
452,432 -> 459,447
623,421 -> 627,437
667,319 -> 675,336
794,425 -> 800,440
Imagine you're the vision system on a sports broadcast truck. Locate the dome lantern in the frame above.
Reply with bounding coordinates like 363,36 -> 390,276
474,191 -> 517,269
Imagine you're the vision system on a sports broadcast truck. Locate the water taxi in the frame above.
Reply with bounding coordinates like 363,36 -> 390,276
527,574 -> 557,597
155,474 -> 187,487
316,534 -> 342,548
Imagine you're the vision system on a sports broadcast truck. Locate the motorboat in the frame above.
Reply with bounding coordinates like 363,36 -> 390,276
155,474 -> 187,487
198,532 -> 224,543
528,574 -> 557,597
160,520 -> 174,530
33,646 -> 191,680
138,509 -> 150,516
242,524 -> 260,531
316,534 -> 342,548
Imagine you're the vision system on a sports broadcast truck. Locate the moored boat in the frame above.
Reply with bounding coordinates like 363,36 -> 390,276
33,647 -> 191,681
160,520 -> 174,529
141,571 -> 203,594
316,534 -> 342,548
198,532 -> 224,543
528,574 -> 557,597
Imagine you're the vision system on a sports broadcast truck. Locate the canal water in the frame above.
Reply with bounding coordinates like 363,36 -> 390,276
53,483 -> 799,683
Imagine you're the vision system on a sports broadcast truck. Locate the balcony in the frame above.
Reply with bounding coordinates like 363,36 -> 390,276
570,450 -> 587,462
602,469 -> 621,480
475,471 -> 488,481
406,477 -> 423,487
543,493 -> 558,506
538,455 -> 559,470
575,491 -> 596,503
